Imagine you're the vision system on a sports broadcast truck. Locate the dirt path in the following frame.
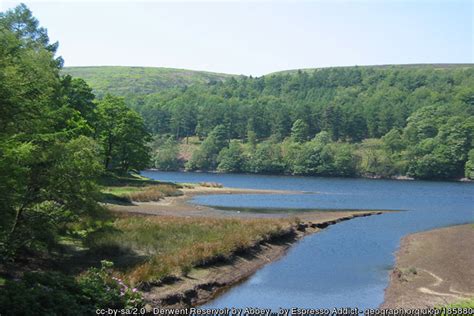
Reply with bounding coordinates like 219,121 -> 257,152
382,224 -> 474,308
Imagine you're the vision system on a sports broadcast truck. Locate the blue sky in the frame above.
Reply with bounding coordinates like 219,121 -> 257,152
2,0 -> 473,76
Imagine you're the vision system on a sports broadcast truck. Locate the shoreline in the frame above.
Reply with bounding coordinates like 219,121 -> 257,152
141,211 -> 383,309
144,169 -> 474,183
108,186 -> 303,219
382,224 -> 474,308
108,185 -> 385,308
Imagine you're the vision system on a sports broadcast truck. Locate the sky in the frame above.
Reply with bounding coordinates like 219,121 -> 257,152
1,0 -> 473,76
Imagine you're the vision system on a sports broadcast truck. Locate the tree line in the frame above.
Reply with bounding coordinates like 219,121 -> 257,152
145,68 -> 474,179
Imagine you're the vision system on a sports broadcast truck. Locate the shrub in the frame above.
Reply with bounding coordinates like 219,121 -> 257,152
153,137 -> 181,171
0,261 -> 143,315
199,182 -> 223,188
78,260 -> 143,309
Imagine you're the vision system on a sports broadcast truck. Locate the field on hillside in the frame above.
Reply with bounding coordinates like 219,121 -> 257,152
63,66 -> 234,98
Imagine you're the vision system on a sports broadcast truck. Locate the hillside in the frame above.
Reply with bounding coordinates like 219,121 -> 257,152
270,63 -> 474,75
143,64 -> 473,180
62,66 -> 235,99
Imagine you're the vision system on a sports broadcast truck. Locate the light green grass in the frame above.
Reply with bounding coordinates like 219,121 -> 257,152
439,297 -> 474,315
62,66 -> 234,99
102,186 -> 143,195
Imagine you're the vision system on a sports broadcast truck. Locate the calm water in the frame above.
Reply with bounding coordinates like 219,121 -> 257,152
141,171 -> 474,310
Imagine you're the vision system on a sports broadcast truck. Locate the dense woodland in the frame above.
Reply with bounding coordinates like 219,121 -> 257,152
0,5 -> 150,311
0,3 -> 152,259
136,66 -> 474,179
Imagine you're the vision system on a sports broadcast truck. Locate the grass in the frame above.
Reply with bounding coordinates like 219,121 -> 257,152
85,215 -> 297,285
93,173 -> 298,287
439,297 -> 474,315
102,184 -> 182,203
99,172 -> 164,187
99,173 -> 183,203
62,66 -> 233,99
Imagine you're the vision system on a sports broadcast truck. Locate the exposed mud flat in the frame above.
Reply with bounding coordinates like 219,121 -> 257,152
382,224 -> 474,308
108,186 -> 299,218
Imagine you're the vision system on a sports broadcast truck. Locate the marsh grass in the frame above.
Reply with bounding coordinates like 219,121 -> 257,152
86,216 -> 296,285
103,184 -> 183,202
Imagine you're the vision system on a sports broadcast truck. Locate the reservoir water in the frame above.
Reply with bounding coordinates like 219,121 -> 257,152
141,170 -> 474,310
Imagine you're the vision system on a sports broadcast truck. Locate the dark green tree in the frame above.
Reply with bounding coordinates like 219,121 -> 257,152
186,125 -> 228,170
465,149 -> 474,179
291,119 -> 309,143
217,141 -> 245,173
153,137 -> 181,171
96,95 -> 151,172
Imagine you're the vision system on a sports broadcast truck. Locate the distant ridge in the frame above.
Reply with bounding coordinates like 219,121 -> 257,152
63,64 -> 474,99
269,63 -> 474,75
62,66 -> 235,98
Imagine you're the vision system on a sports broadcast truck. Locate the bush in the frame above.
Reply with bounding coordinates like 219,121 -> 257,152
153,137 -> 181,171
78,260 -> 143,309
0,272 -> 89,315
199,182 -> 223,188
465,149 -> 474,179
0,261 -> 143,315
217,141 -> 244,173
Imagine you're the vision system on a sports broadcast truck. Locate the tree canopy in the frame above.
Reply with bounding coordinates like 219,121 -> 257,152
0,4 -> 150,260
144,66 -> 473,180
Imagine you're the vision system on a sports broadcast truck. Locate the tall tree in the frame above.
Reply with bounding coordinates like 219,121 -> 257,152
291,119 -> 309,143
0,5 -> 104,259
96,95 -> 151,172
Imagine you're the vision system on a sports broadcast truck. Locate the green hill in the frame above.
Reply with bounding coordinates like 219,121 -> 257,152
62,66 -> 235,99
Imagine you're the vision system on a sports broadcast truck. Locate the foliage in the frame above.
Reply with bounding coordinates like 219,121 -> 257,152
96,95 -> 151,173
438,297 -> 474,315
78,260 -> 143,309
356,139 -> 397,177
152,136 -> 181,171
291,119 -> 309,143
186,125 -> 228,170
406,116 -> 473,179
0,4 -> 151,262
0,261 -> 143,315
246,140 -> 286,174
76,63 -> 474,180
217,140 -> 245,173
466,149 -> 474,179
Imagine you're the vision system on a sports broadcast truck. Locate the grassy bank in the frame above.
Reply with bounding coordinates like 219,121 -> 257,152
99,173 -> 183,203
86,174 -> 298,287
85,215 -> 296,286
